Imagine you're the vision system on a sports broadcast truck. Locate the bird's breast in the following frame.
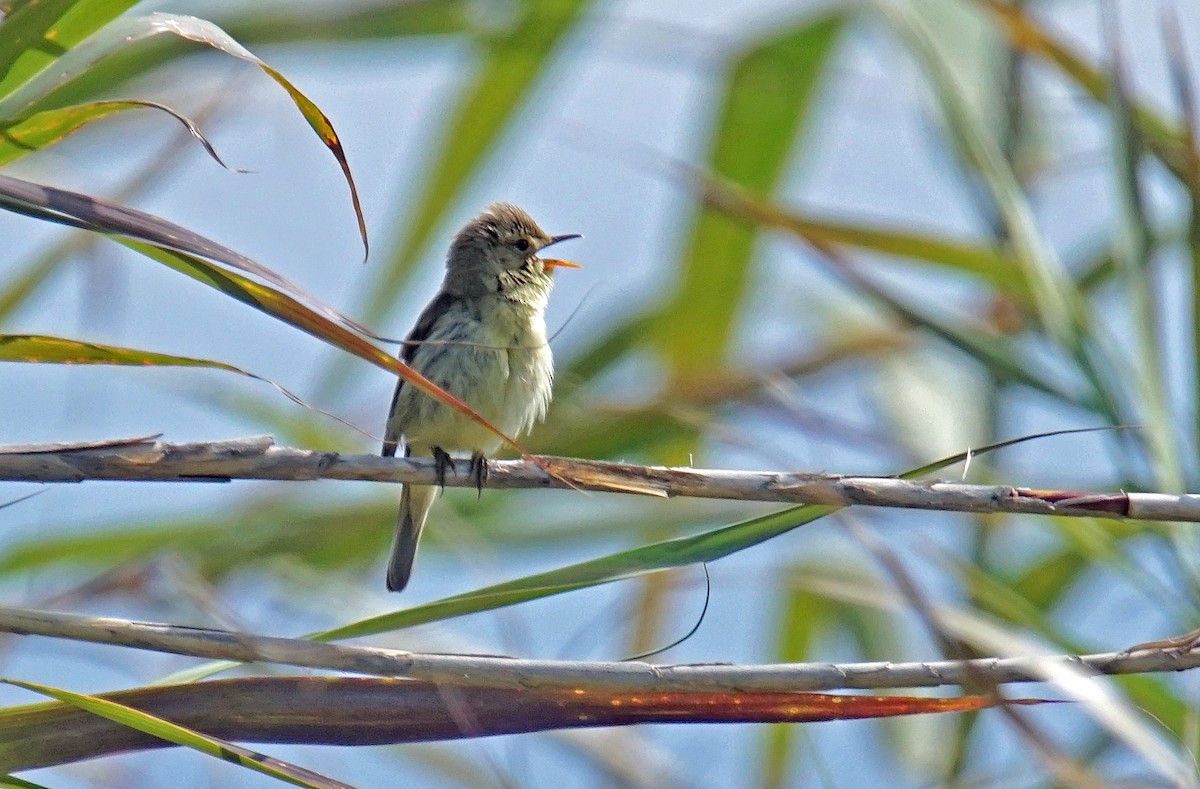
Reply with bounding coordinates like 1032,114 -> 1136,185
477,299 -> 554,436
390,295 -> 554,454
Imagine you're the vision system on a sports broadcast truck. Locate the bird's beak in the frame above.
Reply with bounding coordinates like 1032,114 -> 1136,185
541,233 -> 582,270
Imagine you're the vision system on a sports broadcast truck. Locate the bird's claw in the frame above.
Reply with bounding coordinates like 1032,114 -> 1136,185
470,452 -> 489,500
432,446 -> 455,493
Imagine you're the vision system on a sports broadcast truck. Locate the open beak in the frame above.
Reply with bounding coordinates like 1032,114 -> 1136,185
541,233 -> 582,270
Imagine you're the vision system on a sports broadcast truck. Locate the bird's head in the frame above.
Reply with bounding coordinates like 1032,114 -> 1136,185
443,203 -> 580,300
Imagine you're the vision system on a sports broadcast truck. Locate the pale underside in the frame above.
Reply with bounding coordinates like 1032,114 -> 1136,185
386,292 -> 554,457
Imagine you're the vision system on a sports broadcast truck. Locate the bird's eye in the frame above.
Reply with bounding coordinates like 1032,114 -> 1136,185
514,238 -> 530,252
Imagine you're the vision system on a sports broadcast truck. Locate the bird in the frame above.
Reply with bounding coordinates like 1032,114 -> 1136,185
381,203 -> 581,592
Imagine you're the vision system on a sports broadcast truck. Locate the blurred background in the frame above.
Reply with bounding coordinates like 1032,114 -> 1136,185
2,0 -> 1200,785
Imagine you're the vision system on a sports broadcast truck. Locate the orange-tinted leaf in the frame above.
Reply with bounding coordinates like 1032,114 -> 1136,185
0,675 -> 1051,771
123,241 -> 523,454
0,172 -> 517,451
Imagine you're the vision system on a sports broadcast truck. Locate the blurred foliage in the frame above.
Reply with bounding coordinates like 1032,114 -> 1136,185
2,0 -> 1200,786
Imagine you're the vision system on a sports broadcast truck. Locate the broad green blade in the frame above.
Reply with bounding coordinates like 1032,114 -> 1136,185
0,250 -> 64,321
530,406 -> 707,459
0,501 -> 385,578
557,312 -> 657,387
658,12 -> 846,379
760,565 -> 900,788
0,494 -> 711,580
759,583 -> 836,789
0,0 -> 138,100
218,0 -> 469,44
1107,33 -> 1181,490
822,254 -> 1091,409
0,678 -> 351,788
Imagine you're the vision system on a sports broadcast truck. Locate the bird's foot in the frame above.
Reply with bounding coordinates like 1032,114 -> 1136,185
432,446 -> 455,493
469,452 -> 489,500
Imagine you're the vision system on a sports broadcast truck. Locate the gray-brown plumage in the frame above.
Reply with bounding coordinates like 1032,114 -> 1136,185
382,203 -> 580,592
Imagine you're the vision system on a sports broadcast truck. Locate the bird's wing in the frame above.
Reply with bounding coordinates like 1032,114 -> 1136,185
383,291 -> 461,457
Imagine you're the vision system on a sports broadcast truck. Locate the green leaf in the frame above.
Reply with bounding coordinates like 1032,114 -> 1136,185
2,1 -> 472,114
0,678 -> 353,788
0,333 -> 332,418
689,174 -> 1023,296
0,330 -> 232,369
0,775 -> 52,789
0,99 -> 237,168
881,2 -> 1079,346
0,333 -> 245,371
0,12 -> 367,255
817,253 -> 1091,409
760,584 -> 834,789
557,312 -> 656,387
1107,33 -> 1182,490
0,0 -> 138,101
658,12 -> 846,378
976,0 -> 1189,182
313,503 -> 838,641
0,500 -> 387,578
217,0 -> 470,44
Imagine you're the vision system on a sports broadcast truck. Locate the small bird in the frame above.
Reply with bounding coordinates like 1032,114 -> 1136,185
382,203 -> 580,592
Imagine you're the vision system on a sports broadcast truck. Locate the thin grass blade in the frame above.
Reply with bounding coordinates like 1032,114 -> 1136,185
0,12 -> 366,255
657,12 -> 846,379
0,678 -> 354,788
0,334 -> 342,424
0,99 -> 240,169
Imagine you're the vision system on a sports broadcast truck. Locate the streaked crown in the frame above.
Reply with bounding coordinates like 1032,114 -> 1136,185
442,203 -> 577,300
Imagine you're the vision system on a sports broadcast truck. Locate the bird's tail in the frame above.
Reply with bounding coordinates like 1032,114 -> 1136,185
387,483 -> 437,592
